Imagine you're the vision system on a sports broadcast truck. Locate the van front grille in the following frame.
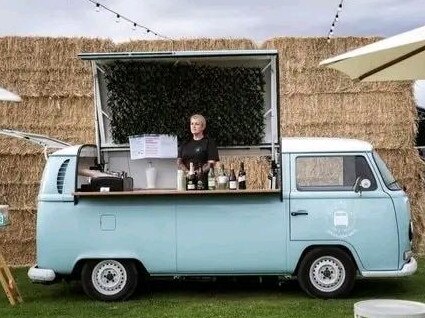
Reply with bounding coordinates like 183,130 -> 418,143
57,159 -> 70,194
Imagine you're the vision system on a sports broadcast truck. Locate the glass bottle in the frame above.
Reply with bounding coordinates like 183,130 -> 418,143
197,166 -> 205,190
208,163 -> 216,190
186,162 -> 197,190
229,164 -> 237,190
238,162 -> 246,190
217,163 -> 228,190
268,160 -> 278,189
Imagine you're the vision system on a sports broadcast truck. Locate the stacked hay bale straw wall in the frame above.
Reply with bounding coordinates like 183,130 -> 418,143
0,37 -> 114,265
0,36 -> 424,265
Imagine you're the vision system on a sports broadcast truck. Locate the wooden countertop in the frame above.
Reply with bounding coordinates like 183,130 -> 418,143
73,189 -> 280,196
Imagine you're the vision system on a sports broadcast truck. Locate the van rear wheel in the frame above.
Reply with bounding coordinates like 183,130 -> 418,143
81,259 -> 138,301
297,248 -> 355,298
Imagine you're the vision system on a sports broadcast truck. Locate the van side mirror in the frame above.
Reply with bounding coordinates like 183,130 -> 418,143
354,177 -> 372,193
353,177 -> 362,193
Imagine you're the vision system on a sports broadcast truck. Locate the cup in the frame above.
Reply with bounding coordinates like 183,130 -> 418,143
146,162 -> 157,189
177,169 -> 186,191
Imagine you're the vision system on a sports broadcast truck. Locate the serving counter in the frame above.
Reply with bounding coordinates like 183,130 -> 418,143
73,189 -> 280,197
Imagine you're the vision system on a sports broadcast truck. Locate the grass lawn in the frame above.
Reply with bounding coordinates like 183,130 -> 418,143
1,259 -> 424,318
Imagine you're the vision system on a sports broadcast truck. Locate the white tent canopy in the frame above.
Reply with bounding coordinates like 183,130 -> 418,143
0,87 -> 21,102
320,25 -> 425,81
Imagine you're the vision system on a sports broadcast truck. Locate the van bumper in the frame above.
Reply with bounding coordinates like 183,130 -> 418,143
360,257 -> 417,278
28,265 -> 56,283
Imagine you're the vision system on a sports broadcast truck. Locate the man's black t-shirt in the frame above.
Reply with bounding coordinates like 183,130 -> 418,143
178,137 -> 219,170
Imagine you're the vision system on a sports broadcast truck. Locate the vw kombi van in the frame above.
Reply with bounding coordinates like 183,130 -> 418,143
19,136 -> 415,300
0,51 -> 415,301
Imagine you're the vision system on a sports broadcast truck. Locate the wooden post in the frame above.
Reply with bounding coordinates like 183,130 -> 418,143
0,252 -> 23,305
0,205 -> 23,305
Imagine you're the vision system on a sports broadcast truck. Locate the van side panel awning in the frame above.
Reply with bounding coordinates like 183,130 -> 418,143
0,129 -> 71,149
78,50 -> 278,62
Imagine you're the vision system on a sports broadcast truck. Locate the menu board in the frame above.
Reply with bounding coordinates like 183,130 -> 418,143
129,134 -> 178,159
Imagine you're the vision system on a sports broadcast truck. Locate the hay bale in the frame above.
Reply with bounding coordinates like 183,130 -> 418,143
114,38 -> 256,52
0,37 -> 114,97
219,156 -> 270,189
1,208 -> 36,266
0,154 -> 44,183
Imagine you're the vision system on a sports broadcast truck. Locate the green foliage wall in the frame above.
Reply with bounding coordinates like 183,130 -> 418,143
104,61 -> 266,146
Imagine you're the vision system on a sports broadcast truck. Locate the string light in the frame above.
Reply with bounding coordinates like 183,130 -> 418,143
85,0 -> 170,40
327,0 -> 345,43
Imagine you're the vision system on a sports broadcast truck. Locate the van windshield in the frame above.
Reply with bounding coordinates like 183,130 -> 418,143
372,151 -> 401,191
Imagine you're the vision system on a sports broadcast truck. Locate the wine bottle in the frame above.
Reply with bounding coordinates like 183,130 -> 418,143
238,162 -> 246,190
217,163 -> 228,190
229,164 -> 237,190
208,163 -> 216,190
186,162 -> 197,190
268,160 -> 278,189
197,166 -> 205,190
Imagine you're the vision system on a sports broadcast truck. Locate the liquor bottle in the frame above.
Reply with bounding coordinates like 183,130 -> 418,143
217,163 -> 228,190
238,162 -> 246,190
268,160 -> 278,189
186,162 -> 197,190
197,166 -> 205,190
208,163 -> 216,190
229,164 -> 237,190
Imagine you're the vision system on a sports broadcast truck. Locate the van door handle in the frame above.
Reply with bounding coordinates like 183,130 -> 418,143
291,210 -> 308,216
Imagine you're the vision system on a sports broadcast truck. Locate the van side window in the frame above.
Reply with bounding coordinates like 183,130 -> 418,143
296,155 -> 377,191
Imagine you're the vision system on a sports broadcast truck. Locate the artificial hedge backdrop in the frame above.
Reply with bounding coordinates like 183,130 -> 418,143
104,61 -> 266,146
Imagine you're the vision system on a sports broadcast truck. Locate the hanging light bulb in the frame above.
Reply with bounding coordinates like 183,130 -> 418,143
86,0 -> 169,40
326,0 -> 343,44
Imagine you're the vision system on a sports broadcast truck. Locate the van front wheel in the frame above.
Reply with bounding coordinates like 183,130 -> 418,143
297,248 -> 355,298
81,259 -> 138,301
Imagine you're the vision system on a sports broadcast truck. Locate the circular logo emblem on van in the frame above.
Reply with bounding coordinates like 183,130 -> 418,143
327,209 -> 357,238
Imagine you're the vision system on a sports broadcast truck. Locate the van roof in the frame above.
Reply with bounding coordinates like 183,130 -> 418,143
281,137 -> 373,153
78,50 -> 278,62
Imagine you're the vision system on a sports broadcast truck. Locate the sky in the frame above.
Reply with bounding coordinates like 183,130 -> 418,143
0,0 -> 424,105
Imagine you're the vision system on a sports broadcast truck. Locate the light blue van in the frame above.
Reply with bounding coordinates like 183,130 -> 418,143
1,50 -> 414,301
23,137 -> 415,300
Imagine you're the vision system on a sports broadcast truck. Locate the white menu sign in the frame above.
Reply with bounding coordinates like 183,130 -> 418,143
129,134 -> 178,159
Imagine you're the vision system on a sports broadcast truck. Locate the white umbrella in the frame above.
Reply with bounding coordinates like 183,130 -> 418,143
0,87 -> 21,102
319,25 -> 425,81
